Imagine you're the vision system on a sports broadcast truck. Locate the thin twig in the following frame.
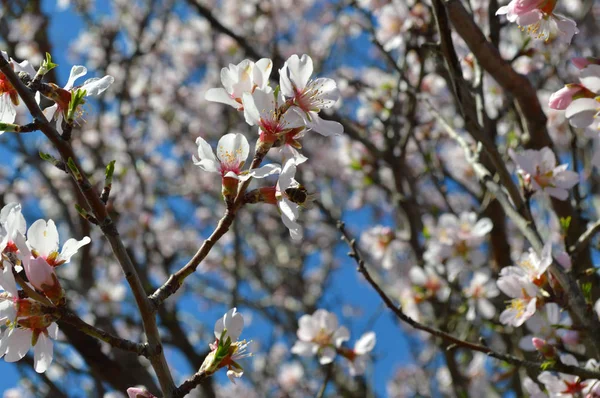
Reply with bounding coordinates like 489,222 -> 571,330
335,220 -> 600,381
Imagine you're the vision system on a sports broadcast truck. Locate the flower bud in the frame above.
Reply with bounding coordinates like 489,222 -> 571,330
549,85 -> 584,110
532,337 -> 556,359
126,387 -> 156,398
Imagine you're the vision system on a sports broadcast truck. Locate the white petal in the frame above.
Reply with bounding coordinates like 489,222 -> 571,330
194,136 -> 219,173
0,95 -> 16,125
319,346 -> 336,364
297,314 -> 317,341
80,75 -> 114,96
0,261 -> 18,297
580,65 -> 600,93
333,326 -> 350,347
64,65 -> 87,90
27,219 -> 59,258
246,164 -> 281,179
241,92 -> 261,126
58,236 -> 91,264
278,159 -> 297,191
291,340 -> 317,356
3,328 -> 32,362
253,58 -> 273,90
43,104 -> 58,121
354,331 -> 376,354
205,88 -> 240,109
217,133 -> 249,165
223,308 -> 244,342
304,112 -> 344,136
33,332 -> 53,373
285,54 -> 313,92
566,98 -> 599,128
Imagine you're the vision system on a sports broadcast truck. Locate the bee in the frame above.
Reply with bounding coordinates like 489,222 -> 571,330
284,185 -> 316,208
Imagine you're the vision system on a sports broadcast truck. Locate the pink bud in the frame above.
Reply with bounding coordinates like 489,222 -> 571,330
532,337 -> 556,359
549,85 -> 583,110
127,387 -> 156,398
24,257 -> 63,304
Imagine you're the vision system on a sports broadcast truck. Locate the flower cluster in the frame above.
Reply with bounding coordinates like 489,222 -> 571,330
550,58 -> 600,130
291,309 -> 376,376
202,54 -> 343,240
0,203 -> 90,373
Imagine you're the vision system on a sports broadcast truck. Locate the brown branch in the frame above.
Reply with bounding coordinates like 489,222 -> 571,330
148,147 -> 272,309
0,55 -> 176,396
173,370 -> 210,398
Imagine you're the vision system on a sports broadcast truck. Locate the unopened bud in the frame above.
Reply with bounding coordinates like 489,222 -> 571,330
126,387 -> 156,398
532,337 -> 556,359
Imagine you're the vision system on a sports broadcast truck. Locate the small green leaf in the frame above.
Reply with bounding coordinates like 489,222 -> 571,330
67,88 -> 87,122
559,216 -> 572,233
105,160 -> 116,186
67,157 -> 82,181
41,52 -> 58,73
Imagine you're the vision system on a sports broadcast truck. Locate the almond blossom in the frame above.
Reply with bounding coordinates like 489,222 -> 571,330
24,219 -> 90,267
511,147 -> 579,200
279,54 -> 343,136
200,308 -> 252,384
497,274 -> 539,327
495,0 -> 579,43
0,203 -> 26,255
43,64 -> 114,133
241,88 -> 304,139
193,133 -> 280,181
205,58 -> 273,110
538,354 -> 596,397
500,243 -> 552,286
463,272 -> 499,320
0,51 -> 36,130
291,309 -> 348,365
0,260 -> 58,374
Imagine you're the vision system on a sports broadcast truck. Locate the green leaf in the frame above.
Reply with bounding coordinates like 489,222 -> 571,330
105,160 -> 116,186
41,52 -> 58,74
67,88 -> 87,122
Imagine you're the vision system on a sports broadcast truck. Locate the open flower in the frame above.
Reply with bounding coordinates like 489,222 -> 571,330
511,147 -> 578,200
205,58 -> 273,110
0,51 -> 37,130
291,309 -> 347,365
194,133 -> 279,180
279,54 -> 343,136
242,88 -> 304,138
463,272 -> 499,320
496,0 -> 579,43
0,202 -> 26,254
200,308 -> 252,384
0,315 -> 59,373
500,243 -> 552,286
497,274 -> 539,327
43,65 -> 114,133
25,219 -> 90,267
